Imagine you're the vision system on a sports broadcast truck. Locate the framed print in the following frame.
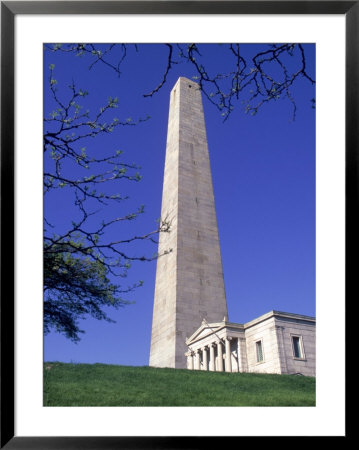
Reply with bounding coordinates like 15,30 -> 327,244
1,1 -> 353,447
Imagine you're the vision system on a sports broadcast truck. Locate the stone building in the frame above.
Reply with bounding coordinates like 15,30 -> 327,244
185,311 -> 315,376
149,77 -> 316,376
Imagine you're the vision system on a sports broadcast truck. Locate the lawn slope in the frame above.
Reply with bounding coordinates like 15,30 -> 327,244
44,362 -> 315,407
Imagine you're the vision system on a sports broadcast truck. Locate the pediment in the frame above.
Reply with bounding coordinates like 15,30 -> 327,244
186,322 -> 223,345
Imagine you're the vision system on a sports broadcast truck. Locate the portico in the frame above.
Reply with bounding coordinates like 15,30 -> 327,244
185,319 -> 245,373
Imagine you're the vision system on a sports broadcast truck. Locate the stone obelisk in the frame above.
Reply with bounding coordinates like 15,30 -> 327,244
149,77 -> 228,369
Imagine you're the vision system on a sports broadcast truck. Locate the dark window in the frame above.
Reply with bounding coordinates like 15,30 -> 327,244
256,340 -> 263,362
292,336 -> 302,358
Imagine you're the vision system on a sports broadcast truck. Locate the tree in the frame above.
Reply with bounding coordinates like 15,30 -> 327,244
44,43 -> 315,341
44,62 -> 171,341
49,43 -> 315,120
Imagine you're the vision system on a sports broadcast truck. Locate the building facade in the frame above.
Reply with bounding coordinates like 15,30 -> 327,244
185,311 -> 316,376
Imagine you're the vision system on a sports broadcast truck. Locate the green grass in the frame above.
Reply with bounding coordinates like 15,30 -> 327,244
43,362 -> 315,407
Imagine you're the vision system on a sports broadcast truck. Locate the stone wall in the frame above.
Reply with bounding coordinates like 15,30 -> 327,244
245,316 -> 282,374
274,317 -> 316,376
244,312 -> 316,376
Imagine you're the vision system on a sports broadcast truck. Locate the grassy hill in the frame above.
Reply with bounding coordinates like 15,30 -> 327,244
43,362 -> 315,407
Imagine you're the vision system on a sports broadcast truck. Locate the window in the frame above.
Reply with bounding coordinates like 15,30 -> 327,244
256,340 -> 264,362
292,336 -> 304,359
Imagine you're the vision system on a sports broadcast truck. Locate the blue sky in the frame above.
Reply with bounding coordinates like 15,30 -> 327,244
44,44 -> 315,366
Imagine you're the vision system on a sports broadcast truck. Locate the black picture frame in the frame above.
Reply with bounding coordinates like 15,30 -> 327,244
1,1 -> 352,447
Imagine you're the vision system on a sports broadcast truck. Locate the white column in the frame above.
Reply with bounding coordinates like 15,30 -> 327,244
202,346 -> 208,371
225,337 -> 232,372
209,343 -> 215,371
187,352 -> 194,370
195,350 -> 201,370
217,340 -> 224,372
